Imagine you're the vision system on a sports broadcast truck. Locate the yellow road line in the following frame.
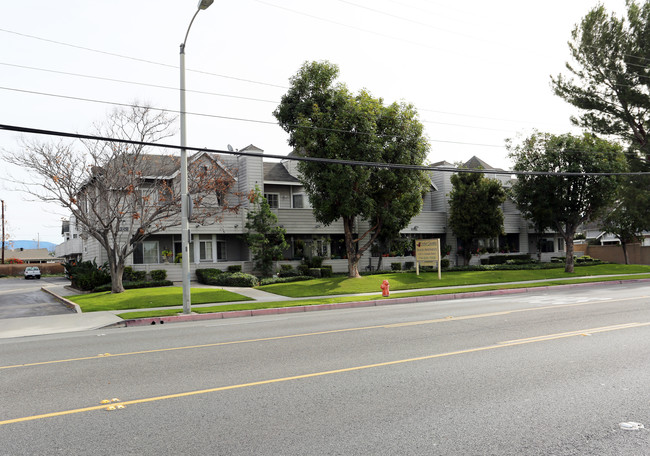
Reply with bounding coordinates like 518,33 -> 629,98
1,295 -> 646,371
3,320 -> 650,426
498,322 -> 650,344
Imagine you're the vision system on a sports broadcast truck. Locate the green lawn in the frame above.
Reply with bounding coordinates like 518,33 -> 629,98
116,272 -> 650,320
67,287 -> 252,312
257,264 -> 650,297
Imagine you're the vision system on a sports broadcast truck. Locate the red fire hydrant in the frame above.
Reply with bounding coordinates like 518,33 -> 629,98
381,279 -> 390,297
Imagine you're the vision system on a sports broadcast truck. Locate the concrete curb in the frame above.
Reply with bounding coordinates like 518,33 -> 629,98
42,287 -> 82,313
115,278 -> 650,328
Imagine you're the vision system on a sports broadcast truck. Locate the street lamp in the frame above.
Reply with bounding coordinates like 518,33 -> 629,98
180,0 -> 214,314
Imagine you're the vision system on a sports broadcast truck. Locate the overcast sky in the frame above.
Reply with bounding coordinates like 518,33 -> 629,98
0,0 -> 627,244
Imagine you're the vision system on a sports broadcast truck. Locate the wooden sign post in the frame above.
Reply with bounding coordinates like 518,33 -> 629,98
415,239 -> 441,280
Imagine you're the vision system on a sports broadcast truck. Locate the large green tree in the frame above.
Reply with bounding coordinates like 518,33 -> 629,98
509,132 -> 627,272
243,187 -> 289,277
551,1 -> 650,169
447,171 -> 506,265
600,178 -> 650,264
274,61 -> 430,278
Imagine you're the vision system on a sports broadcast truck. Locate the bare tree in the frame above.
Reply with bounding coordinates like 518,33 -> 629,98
4,105 -> 239,293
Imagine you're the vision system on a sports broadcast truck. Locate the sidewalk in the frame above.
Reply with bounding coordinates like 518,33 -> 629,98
0,312 -> 122,339
2,275 -> 649,339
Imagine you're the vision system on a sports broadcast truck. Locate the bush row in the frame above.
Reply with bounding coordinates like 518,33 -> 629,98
199,271 -> 260,287
259,276 -> 313,286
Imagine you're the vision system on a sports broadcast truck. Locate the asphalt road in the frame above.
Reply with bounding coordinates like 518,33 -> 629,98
0,277 -> 75,319
2,282 -> 650,455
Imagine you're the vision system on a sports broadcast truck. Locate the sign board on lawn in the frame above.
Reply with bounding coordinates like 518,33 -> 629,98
416,238 -> 441,279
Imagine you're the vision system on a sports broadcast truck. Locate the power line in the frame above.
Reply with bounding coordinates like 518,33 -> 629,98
0,62 -> 279,105
0,28 -> 288,90
0,29 -> 568,128
0,85 -> 508,148
1,123 -> 646,177
0,62 -> 526,134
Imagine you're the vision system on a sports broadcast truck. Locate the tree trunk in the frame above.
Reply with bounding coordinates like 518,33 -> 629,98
347,256 -> 361,278
621,241 -> 630,265
564,235 -> 574,273
110,261 -> 126,293
343,216 -> 361,278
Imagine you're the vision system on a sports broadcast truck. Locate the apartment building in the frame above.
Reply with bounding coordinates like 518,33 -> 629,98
55,146 -> 565,280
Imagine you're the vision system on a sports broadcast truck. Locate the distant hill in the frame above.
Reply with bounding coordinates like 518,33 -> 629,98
5,240 -> 57,252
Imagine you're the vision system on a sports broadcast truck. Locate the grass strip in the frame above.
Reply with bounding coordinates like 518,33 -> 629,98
68,287 -> 252,312
116,273 -> 650,320
258,264 -> 650,297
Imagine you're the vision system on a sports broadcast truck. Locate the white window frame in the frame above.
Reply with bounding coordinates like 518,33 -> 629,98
264,193 -> 279,209
199,240 -> 213,262
292,193 -> 305,209
142,240 -> 159,264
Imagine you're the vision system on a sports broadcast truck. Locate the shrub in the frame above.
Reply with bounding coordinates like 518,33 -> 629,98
441,258 -> 450,268
196,268 -> 223,284
307,256 -> 324,268
259,275 -> 312,285
68,260 -> 111,291
309,268 -> 322,278
278,269 -> 300,278
297,264 -> 310,276
123,267 -> 146,282
278,264 -> 298,278
391,262 -> 402,271
150,270 -> 167,281
227,265 -> 242,273
576,255 -> 601,264
205,272 -> 259,287
491,254 -> 530,265
404,261 -> 414,270
320,266 -> 332,278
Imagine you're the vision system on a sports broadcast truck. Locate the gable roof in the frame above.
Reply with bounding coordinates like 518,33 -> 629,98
464,156 -> 498,170
263,162 -> 301,185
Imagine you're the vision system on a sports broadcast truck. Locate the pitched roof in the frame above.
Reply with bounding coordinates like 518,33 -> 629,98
464,156 -> 497,170
2,248 -> 59,261
263,162 -> 301,184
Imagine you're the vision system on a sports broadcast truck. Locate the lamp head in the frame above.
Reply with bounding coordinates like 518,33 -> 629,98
198,0 -> 214,10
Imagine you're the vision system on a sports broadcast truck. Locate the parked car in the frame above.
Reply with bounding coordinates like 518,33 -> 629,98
24,266 -> 41,280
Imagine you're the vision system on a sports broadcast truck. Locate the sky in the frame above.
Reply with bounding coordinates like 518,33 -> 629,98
0,0 -> 628,245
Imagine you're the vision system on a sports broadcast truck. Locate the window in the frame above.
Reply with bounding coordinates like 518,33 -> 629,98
133,241 -> 159,264
216,241 -> 227,260
199,240 -> 213,262
315,239 -> 329,257
540,239 -> 555,253
557,238 -> 565,251
264,193 -> 279,208
292,194 -> 304,209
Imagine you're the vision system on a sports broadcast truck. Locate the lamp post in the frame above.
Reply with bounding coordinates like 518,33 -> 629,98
180,0 -> 214,314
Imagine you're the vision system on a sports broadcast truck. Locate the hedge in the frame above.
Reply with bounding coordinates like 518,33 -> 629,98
259,275 -> 313,285
150,270 -> 167,281
205,272 -> 259,287
196,268 -> 223,284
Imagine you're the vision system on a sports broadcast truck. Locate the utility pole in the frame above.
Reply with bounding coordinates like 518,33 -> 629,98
1,200 -> 5,265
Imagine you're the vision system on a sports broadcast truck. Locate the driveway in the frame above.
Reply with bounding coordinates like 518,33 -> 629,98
0,277 -> 76,319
